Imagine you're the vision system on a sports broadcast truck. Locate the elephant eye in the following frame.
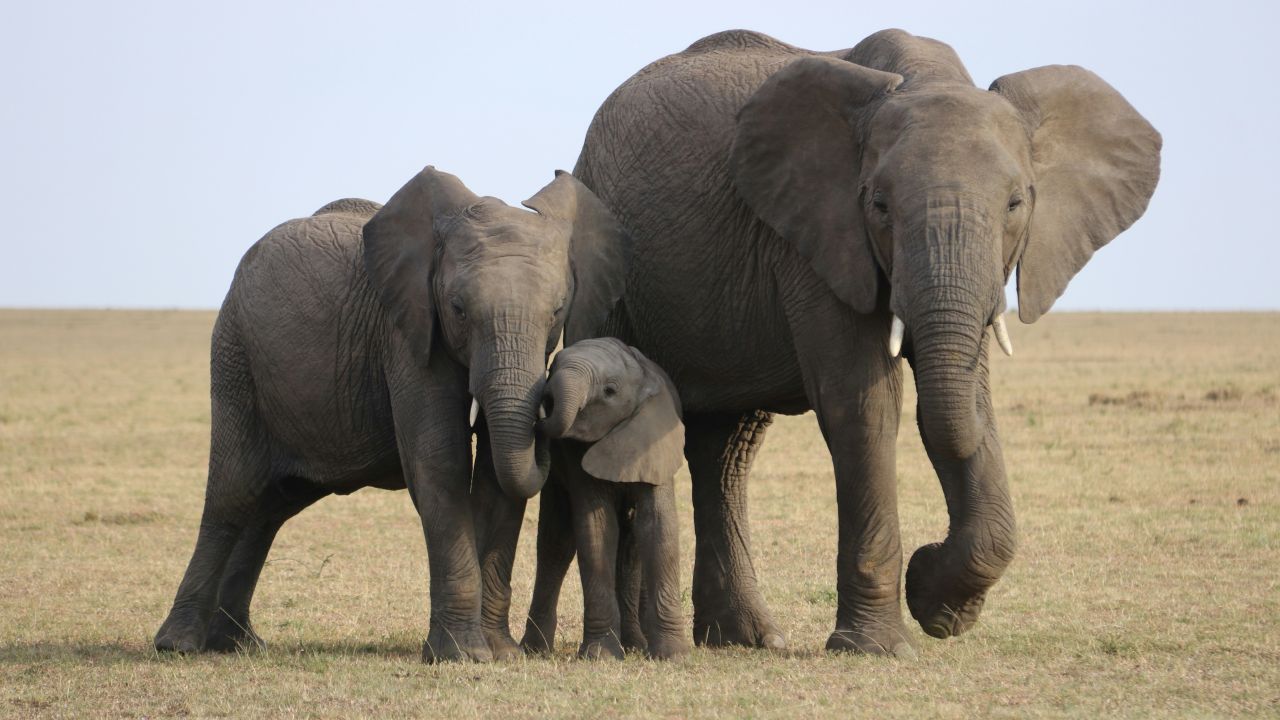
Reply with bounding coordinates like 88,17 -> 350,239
872,190 -> 889,213
1007,196 -> 1023,212
450,297 -> 466,319
603,383 -> 618,399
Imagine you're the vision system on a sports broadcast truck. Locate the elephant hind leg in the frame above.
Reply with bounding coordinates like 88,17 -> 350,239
156,332 -> 275,654
154,442 -> 276,653
204,477 -> 329,652
685,410 -> 785,650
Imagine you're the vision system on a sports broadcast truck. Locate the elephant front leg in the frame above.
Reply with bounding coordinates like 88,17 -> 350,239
411,452 -> 492,663
685,410 -> 786,650
520,475 -> 575,655
907,351 -> 1016,639
571,482 -> 625,660
788,297 -> 914,657
822,407 -> 915,658
391,360 -> 492,663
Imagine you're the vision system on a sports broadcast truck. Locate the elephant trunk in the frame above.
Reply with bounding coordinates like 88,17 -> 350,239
896,201 -> 996,461
472,328 -> 550,500
895,198 -> 1017,637
540,361 -> 591,439
909,309 -> 984,460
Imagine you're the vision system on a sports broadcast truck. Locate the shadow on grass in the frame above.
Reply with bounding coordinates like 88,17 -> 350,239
0,637 -> 423,666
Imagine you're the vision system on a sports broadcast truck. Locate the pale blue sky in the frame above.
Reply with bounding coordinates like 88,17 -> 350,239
2,1 -> 1276,310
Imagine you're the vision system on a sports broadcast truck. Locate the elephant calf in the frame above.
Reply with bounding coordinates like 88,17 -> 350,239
520,338 -> 690,660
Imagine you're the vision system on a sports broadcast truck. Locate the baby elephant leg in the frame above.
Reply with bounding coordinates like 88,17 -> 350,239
615,502 -> 647,653
637,483 -> 691,660
572,483 -> 625,660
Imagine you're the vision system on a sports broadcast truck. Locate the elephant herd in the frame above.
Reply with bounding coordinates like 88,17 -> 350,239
154,28 -> 1161,662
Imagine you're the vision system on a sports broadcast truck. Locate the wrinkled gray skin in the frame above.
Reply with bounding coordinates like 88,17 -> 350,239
574,29 -> 1161,655
153,167 -> 627,662
519,338 -> 690,660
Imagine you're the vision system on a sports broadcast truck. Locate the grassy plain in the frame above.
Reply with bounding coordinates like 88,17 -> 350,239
0,310 -> 1277,718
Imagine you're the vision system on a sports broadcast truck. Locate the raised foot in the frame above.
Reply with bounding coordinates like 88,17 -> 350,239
422,624 -> 494,663
205,613 -> 266,653
483,627 -> 524,661
578,635 -> 625,660
693,607 -> 786,650
825,624 -> 917,658
905,542 -> 988,639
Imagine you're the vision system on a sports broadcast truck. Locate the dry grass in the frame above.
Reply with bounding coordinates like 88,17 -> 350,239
1,309 -> 1277,718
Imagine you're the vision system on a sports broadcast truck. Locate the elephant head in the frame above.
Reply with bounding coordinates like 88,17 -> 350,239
540,338 -> 684,486
731,31 -> 1160,457
730,29 -> 1160,635
363,167 -> 627,498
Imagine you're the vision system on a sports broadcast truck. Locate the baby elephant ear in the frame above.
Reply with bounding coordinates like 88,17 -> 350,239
523,171 -> 629,344
581,363 -> 684,486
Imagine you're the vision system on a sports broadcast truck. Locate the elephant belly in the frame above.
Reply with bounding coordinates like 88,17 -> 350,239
615,241 -> 811,415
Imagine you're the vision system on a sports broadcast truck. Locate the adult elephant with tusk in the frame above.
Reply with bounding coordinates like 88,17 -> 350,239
154,167 -> 627,662
570,28 -> 1160,655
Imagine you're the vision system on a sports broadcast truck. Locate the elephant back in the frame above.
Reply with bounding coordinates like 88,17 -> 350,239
312,197 -> 383,220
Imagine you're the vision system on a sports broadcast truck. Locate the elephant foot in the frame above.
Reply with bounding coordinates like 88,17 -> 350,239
578,634 -> 625,660
422,624 -> 493,663
205,613 -> 266,653
693,603 -> 786,650
825,623 -> 916,659
519,616 -> 557,655
483,627 -> 524,661
620,620 -> 647,653
905,542 -> 988,639
154,613 -> 207,654
644,634 -> 691,661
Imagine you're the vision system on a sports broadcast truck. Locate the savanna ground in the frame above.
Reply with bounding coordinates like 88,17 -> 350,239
0,310 -> 1276,718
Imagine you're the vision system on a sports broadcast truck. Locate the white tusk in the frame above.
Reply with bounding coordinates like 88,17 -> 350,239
992,315 -> 1013,357
538,403 -> 547,420
469,398 -> 480,427
888,315 -> 904,358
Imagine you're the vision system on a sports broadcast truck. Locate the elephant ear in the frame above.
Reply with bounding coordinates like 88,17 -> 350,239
731,56 -> 902,314
990,65 -> 1162,323
523,171 -> 628,344
581,357 -> 684,486
363,166 -> 479,363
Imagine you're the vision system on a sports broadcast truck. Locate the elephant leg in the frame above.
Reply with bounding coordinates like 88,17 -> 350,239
684,410 -> 785,650
390,355 -> 491,664
615,500 -> 646,653
471,424 -> 527,661
571,480 -> 624,660
906,350 -> 1015,639
786,296 -> 913,657
155,405 -> 270,653
637,484 -> 691,660
520,476 -> 575,655
154,510 -> 246,653
204,477 -> 329,652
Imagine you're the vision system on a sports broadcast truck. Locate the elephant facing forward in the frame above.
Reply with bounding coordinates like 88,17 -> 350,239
522,338 -> 690,660
154,167 -> 627,662
573,29 -> 1161,655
